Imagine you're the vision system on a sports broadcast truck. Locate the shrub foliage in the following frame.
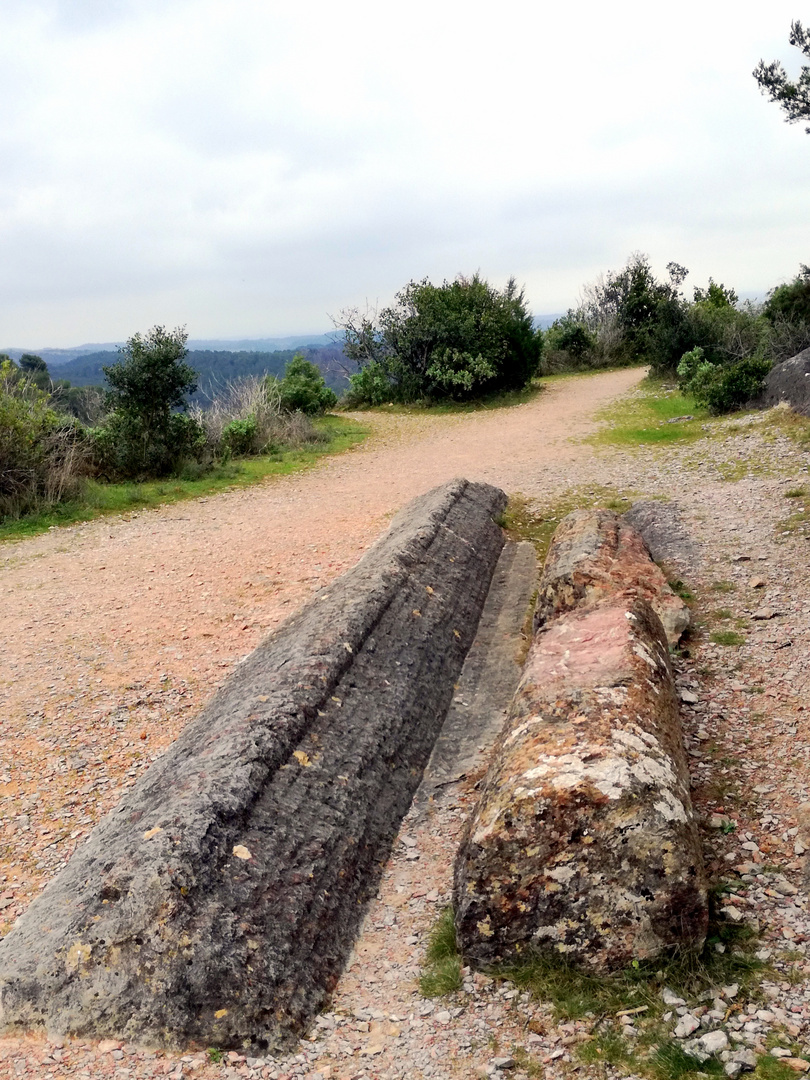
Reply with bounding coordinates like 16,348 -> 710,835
338,273 -> 541,404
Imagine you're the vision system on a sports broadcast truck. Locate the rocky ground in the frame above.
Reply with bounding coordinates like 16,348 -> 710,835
2,372 -> 810,1079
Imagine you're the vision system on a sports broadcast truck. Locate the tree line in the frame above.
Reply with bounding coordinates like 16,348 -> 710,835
4,255 -> 810,523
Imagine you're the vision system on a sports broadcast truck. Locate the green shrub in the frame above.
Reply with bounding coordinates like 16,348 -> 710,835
92,409 -> 206,480
96,326 -> 203,479
344,360 -> 394,407
276,354 -> 338,414
678,347 -> 771,413
337,273 -> 541,403
220,414 -> 258,457
0,360 -> 88,519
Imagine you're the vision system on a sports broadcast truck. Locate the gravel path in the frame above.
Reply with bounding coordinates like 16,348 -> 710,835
3,369 -> 810,1080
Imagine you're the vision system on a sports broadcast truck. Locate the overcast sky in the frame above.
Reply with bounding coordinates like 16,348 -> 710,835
1,0 -> 808,346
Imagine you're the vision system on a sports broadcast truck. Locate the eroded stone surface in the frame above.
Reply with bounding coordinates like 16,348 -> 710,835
0,478 -> 506,1053
454,597 -> 707,972
533,508 -> 690,646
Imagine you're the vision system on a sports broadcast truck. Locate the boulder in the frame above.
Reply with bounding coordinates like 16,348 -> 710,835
533,509 -> 689,646
0,478 -> 506,1053
454,595 -> 707,971
755,347 -> 810,415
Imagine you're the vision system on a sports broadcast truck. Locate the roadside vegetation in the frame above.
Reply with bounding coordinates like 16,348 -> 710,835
0,327 -> 357,539
5,254 -> 810,533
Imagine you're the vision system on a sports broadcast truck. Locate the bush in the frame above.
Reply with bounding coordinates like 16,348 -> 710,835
220,415 -> 258,457
343,361 -> 394,407
276,354 -> 338,414
678,347 -> 771,413
97,326 -> 202,479
337,273 -> 541,403
92,409 -> 206,479
541,312 -> 598,373
0,360 -> 88,519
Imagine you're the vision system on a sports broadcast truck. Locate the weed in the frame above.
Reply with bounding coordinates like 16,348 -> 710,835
501,486 -> 640,564
578,1030 -> 632,1069
511,1046 -> 545,1077
785,488 -> 807,498
669,579 -> 694,602
710,581 -> 736,593
207,1048 -> 223,1063
648,1039 -> 724,1079
419,907 -> 463,997
710,630 -> 745,646
712,608 -> 734,620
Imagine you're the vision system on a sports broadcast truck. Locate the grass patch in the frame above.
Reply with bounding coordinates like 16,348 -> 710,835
500,487 -> 636,564
492,914 -> 763,1023
761,406 -> 810,448
755,1058 -> 801,1080
648,1040 -> 725,1079
710,630 -> 746,646
588,378 -> 708,448
0,415 -> 369,543
785,488 -> 807,498
710,580 -> 736,593
419,907 -> 463,997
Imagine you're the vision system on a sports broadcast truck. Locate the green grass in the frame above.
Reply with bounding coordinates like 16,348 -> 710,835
0,415 -> 368,543
648,1040 -> 725,1079
710,630 -> 746,646
500,487 -> 637,564
587,378 -> 709,448
419,907 -> 463,997
710,580 -> 736,593
785,488 -> 807,499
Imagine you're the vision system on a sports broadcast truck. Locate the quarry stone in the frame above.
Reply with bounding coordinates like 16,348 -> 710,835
0,478 -> 506,1054
454,508 -> 707,972
453,595 -> 707,971
533,508 -> 690,646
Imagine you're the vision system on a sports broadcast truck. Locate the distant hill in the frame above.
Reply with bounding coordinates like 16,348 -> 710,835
1,333 -> 339,368
53,345 -> 351,398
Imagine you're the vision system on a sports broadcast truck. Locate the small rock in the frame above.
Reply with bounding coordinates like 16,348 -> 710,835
663,987 -> 687,1006
773,880 -> 799,896
722,905 -> 744,922
435,1011 -> 452,1023
732,1048 -> 758,1066
722,984 -> 740,1000
680,689 -> 699,704
773,1048 -> 794,1058
710,815 -> 731,830
490,1058 -> 516,1071
781,1059 -> 810,1073
749,577 -> 766,589
752,607 -> 778,620
675,1014 -> 701,1038
725,1062 -> 742,1077
98,1040 -> 122,1054
700,1030 -> 730,1054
